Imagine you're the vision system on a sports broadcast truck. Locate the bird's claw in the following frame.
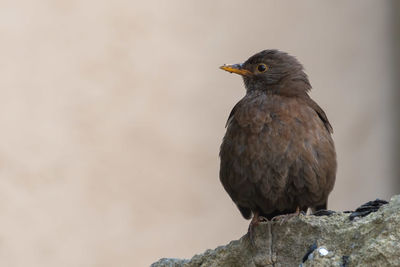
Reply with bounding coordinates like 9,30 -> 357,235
271,208 -> 301,225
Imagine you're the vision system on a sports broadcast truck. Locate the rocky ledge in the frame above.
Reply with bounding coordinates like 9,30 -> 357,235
151,195 -> 400,267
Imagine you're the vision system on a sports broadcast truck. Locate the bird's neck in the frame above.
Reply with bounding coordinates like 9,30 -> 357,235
245,74 -> 311,98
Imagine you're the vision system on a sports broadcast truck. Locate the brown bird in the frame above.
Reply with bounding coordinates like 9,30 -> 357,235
219,50 -> 336,230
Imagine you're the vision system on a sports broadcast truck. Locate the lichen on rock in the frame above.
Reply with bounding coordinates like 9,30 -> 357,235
151,195 -> 400,267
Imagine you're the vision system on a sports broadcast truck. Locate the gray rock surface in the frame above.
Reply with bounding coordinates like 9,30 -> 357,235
151,195 -> 400,267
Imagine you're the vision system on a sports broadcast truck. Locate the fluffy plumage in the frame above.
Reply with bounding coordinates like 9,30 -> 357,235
219,50 -> 336,220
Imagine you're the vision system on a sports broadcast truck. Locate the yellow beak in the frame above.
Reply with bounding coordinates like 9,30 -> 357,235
220,64 -> 252,76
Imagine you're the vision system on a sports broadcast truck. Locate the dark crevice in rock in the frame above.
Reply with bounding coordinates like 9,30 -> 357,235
302,242 -> 317,263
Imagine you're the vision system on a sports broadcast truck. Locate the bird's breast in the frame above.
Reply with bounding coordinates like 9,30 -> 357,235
222,94 -> 333,169
229,94 -> 294,135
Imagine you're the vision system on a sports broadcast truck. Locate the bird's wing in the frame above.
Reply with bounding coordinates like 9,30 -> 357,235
304,97 -> 333,134
225,100 -> 242,128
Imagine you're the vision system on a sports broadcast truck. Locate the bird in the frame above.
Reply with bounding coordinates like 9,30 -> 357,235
219,50 -> 337,232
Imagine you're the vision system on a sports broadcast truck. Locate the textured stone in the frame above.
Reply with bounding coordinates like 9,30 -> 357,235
151,195 -> 400,267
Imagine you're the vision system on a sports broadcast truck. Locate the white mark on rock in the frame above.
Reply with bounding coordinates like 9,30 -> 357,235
318,247 -> 329,256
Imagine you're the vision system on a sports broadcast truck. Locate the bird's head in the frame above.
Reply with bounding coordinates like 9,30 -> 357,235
220,50 -> 311,96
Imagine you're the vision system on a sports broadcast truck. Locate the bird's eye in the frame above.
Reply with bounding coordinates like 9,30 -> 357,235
256,63 -> 268,73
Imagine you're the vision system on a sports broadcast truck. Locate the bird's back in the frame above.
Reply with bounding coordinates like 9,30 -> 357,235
219,91 -> 336,219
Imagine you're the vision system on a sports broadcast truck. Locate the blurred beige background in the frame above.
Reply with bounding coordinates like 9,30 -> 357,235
0,1 -> 398,266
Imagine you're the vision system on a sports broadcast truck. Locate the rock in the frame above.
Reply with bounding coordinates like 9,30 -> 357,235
151,195 -> 400,267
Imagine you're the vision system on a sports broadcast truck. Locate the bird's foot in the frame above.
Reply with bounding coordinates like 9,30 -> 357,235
258,216 -> 268,222
271,213 -> 297,225
271,207 -> 301,225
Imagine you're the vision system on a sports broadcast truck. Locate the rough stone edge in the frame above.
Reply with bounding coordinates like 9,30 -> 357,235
151,195 -> 400,267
